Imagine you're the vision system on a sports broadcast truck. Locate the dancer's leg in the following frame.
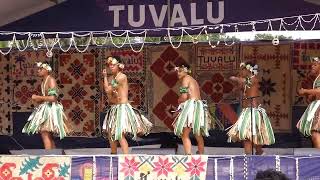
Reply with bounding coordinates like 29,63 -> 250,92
182,127 -> 192,154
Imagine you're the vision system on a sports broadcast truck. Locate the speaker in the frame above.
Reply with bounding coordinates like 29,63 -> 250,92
131,148 -> 176,155
10,149 -> 64,155
294,148 -> 320,156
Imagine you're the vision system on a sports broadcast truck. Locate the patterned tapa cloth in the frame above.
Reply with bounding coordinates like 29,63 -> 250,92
227,106 -> 275,145
173,99 -> 223,137
297,75 -> 320,137
103,103 -> 152,141
22,78 -> 68,139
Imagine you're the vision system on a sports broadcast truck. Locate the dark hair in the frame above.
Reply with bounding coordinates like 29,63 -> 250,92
255,169 -> 289,180
176,62 -> 191,70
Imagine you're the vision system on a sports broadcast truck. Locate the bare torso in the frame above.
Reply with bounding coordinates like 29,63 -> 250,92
241,76 -> 260,108
106,77 -> 118,105
182,75 -> 201,101
112,72 -> 128,104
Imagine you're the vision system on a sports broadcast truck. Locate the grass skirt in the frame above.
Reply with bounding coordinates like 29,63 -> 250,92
22,102 -> 68,139
297,100 -> 320,137
172,99 -> 223,137
227,106 -> 275,145
103,103 -> 152,141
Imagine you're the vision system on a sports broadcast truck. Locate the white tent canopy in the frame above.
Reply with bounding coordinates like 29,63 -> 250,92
0,0 -> 65,27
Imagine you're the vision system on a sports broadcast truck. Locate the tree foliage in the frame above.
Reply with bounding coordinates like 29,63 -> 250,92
254,33 -> 292,40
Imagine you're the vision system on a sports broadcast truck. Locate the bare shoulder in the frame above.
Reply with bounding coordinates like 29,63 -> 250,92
181,76 -> 191,86
117,73 -> 127,82
251,76 -> 259,84
48,76 -> 57,88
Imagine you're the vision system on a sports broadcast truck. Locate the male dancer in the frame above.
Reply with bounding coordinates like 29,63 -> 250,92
297,57 -> 320,148
173,63 -> 222,155
228,61 -> 275,155
102,56 -> 152,154
23,62 -> 68,149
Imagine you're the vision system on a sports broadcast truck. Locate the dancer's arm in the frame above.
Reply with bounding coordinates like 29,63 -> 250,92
103,69 -> 112,93
299,88 -> 320,96
178,78 -> 189,103
229,76 -> 245,85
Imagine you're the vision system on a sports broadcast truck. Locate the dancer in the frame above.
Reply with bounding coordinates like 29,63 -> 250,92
102,56 -> 152,154
22,62 -> 68,149
228,61 -> 275,155
297,57 -> 320,148
173,63 -> 223,155
102,70 -> 118,154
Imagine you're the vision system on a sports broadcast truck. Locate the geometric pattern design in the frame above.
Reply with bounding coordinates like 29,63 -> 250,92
10,50 -> 49,111
148,45 -> 192,131
241,43 -> 291,132
118,155 -> 208,180
55,49 -> 99,137
0,156 -> 71,179
0,54 -> 12,135
195,45 -> 239,126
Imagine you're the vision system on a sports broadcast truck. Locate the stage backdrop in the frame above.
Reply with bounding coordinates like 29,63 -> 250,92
54,49 -> 100,137
0,54 -> 12,135
241,43 -> 292,132
148,45 -> 193,132
195,44 -> 240,127
1,41 -> 319,136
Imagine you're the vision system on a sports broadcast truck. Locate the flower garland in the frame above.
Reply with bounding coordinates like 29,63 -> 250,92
174,65 -> 192,74
36,62 -> 52,72
312,57 -> 320,62
107,57 -> 125,69
240,62 -> 258,76
0,13 -> 319,56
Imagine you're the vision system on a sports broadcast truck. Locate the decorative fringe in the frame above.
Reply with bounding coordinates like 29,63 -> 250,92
297,100 -> 320,137
227,106 -> 275,145
173,99 -> 223,137
103,103 -> 152,141
22,102 -> 68,139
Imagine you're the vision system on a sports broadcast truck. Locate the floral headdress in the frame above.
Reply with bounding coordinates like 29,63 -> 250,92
174,65 -> 192,74
107,57 -> 124,69
312,57 -> 320,62
36,62 -> 52,72
240,62 -> 258,76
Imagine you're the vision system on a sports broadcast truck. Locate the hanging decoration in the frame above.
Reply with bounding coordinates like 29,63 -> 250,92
0,13 -> 319,56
